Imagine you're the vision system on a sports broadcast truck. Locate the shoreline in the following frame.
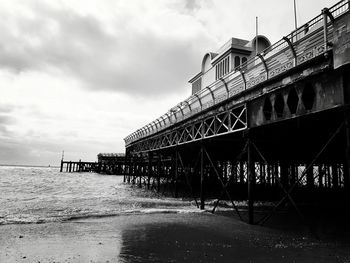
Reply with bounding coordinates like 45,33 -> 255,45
1,212 -> 349,263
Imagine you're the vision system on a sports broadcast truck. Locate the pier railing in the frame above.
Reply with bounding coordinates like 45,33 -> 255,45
124,0 -> 349,146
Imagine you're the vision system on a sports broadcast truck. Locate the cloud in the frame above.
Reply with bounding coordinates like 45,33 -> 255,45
0,105 -> 14,113
185,0 -> 200,12
0,0 -> 337,166
0,104 -> 16,137
0,115 -> 15,125
0,1 -> 211,98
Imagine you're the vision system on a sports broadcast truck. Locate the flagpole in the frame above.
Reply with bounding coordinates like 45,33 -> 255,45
256,16 -> 258,56
294,0 -> 298,30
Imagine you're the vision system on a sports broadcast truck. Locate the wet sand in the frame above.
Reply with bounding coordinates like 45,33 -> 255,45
1,212 -> 350,263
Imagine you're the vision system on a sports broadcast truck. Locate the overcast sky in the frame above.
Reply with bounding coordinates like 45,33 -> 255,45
0,0 -> 337,166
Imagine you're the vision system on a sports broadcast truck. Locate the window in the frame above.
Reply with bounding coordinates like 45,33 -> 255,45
215,56 -> 230,80
234,56 -> 240,69
192,78 -> 202,94
241,57 -> 247,71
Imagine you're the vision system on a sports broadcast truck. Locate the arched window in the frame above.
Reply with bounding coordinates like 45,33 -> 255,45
234,56 -> 240,69
241,57 -> 247,70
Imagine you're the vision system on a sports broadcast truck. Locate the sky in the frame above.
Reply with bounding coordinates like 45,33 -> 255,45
0,0 -> 338,166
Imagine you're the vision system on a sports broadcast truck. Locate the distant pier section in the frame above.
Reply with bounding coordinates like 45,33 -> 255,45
60,153 -> 126,174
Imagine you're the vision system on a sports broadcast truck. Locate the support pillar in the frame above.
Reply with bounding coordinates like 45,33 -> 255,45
123,162 -> 126,182
157,154 -> 161,193
147,152 -> 152,189
306,163 -> 314,189
132,161 -> 136,185
267,165 -> 271,185
344,115 -> 350,204
60,160 -> 63,172
318,165 -> 323,188
280,162 -> 289,190
127,158 -> 131,183
239,161 -> 244,183
332,164 -> 339,189
139,160 -> 142,188
174,150 -> 179,198
247,138 -> 255,224
200,144 -> 205,210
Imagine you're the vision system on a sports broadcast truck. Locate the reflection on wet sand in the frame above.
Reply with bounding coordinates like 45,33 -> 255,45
1,213 -> 349,262
117,213 -> 350,263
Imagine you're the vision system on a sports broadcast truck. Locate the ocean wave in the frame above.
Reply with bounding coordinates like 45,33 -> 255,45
0,208 -> 204,226
0,167 -> 206,226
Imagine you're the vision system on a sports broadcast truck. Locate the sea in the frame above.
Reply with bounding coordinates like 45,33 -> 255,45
0,166 -> 199,225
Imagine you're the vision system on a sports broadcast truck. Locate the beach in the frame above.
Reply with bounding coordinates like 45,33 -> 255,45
1,212 -> 350,263
1,167 -> 349,262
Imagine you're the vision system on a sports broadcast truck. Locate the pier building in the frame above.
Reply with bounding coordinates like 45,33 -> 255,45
123,0 -> 350,226
189,36 -> 271,95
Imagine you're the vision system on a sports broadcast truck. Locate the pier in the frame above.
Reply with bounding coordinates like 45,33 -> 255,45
123,0 -> 350,226
59,0 -> 350,227
60,153 -> 126,174
60,160 -> 98,173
